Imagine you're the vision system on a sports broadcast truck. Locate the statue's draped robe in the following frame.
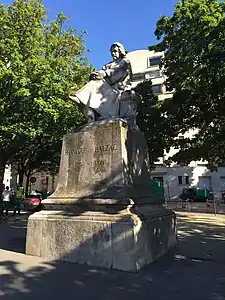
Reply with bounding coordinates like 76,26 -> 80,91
75,57 -> 132,119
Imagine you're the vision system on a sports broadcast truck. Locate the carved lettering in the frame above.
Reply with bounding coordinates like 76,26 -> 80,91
110,144 -> 117,151
93,160 -> 105,166
73,160 -> 105,168
74,161 -> 85,167
65,148 -> 87,155
94,144 -> 117,153
65,144 -> 117,156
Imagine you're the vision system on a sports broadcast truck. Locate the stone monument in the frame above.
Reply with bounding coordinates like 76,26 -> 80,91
26,42 -> 176,272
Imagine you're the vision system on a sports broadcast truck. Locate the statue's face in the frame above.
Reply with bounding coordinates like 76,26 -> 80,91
111,46 -> 120,60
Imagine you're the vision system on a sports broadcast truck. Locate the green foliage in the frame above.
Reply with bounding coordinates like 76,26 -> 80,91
135,80 -> 176,168
10,135 -> 61,181
0,0 -> 91,182
153,0 -> 225,167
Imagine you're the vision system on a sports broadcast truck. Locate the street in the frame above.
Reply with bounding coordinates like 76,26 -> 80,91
0,212 -> 225,300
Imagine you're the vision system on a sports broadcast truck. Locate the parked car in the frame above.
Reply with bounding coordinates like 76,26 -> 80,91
179,187 -> 214,202
22,194 -> 42,212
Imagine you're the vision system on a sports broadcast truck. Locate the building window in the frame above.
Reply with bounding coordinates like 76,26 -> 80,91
149,57 -> 162,67
153,176 -> 164,183
198,176 -> 211,190
132,74 -> 145,82
220,176 -> 225,191
178,176 -> 189,185
145,70 -> 161,79
178,176 -> 182,185
152,84 -> 163,94
179,163 -> 186,167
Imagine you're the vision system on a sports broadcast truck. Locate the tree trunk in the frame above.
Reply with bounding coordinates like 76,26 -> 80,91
18,169 -> 25,187
25,171 -> 31,196
0,149 -> 7,194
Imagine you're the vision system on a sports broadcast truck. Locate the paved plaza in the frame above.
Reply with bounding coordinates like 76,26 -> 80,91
0,212 -> 225,300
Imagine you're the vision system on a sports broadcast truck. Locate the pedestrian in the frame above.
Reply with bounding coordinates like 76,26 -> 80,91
13,185 -> 24,216
41,185 -> 49,199
1,186 -> 12,219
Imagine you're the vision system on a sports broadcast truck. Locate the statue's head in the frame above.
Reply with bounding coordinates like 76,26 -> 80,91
110,42 -> 126,61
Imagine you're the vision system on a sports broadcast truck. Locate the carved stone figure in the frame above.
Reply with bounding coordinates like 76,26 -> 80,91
69,42 -> 141,123
26,44 -> 176,272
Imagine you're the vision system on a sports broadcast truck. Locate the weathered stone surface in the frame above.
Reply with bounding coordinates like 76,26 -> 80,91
56,121 -> 123,199
26,209 -> 176,272
26,120 -> 176,272
112,212 -> 176,271
44,121 -> 162,208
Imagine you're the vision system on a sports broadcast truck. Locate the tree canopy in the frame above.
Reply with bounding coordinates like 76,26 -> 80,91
152,0 -> 225,168
0,0 -> 91,187
135,80 -> 176,169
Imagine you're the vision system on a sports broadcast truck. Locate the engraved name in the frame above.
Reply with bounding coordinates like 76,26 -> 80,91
65,144 -> 117,156
94,144 -> 117,153
65,148 -> 87,155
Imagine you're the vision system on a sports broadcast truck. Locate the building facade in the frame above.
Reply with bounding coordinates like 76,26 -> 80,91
2,166 -> 57,193
127,49 -> 173,101
3,165 -> 12,188
128,49 -> 225,200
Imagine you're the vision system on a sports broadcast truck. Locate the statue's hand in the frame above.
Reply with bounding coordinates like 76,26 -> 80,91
89,72 -> 98,80
89,71 -> 105,81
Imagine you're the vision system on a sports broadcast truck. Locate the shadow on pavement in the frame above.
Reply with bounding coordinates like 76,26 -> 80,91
0,215 -> 225,300
0,214 -> 28,254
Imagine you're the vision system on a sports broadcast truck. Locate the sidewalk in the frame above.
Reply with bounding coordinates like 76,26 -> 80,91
0,213 -> 225,300
175,212 -> 225,264
166,201 -> 225,214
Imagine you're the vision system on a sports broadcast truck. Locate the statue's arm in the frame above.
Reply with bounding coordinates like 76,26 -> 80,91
104,58 -> 130,85
89,58 -> 131,84
89,70 -> 106,81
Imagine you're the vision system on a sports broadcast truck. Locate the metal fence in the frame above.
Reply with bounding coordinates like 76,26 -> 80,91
164,198 -> 225,216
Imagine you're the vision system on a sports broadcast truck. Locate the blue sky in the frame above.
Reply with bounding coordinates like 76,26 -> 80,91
1,0 -> 178,69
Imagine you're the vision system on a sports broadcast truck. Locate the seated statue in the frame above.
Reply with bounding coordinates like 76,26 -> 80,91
69,42 -> 141,123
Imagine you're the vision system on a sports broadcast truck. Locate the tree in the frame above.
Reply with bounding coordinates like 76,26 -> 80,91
9,135 -> 61,191
0,0 -> 91,189
135,80 -> 176,169
152,0 -> 225,167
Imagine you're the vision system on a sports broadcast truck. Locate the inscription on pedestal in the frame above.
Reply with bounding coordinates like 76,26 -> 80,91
73,160 -> 105,168
94,144 -> 117,153
65,148 -> 87,155
65,144 -> 117,156
64,143 -> 118,170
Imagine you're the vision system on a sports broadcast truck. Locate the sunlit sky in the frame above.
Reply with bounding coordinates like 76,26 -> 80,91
1,0 -> 178,68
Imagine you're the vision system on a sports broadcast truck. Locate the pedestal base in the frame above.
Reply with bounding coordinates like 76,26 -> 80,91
26,208 -> 176,272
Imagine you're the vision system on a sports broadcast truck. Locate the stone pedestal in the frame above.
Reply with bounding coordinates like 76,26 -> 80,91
26,121 -> 176,272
